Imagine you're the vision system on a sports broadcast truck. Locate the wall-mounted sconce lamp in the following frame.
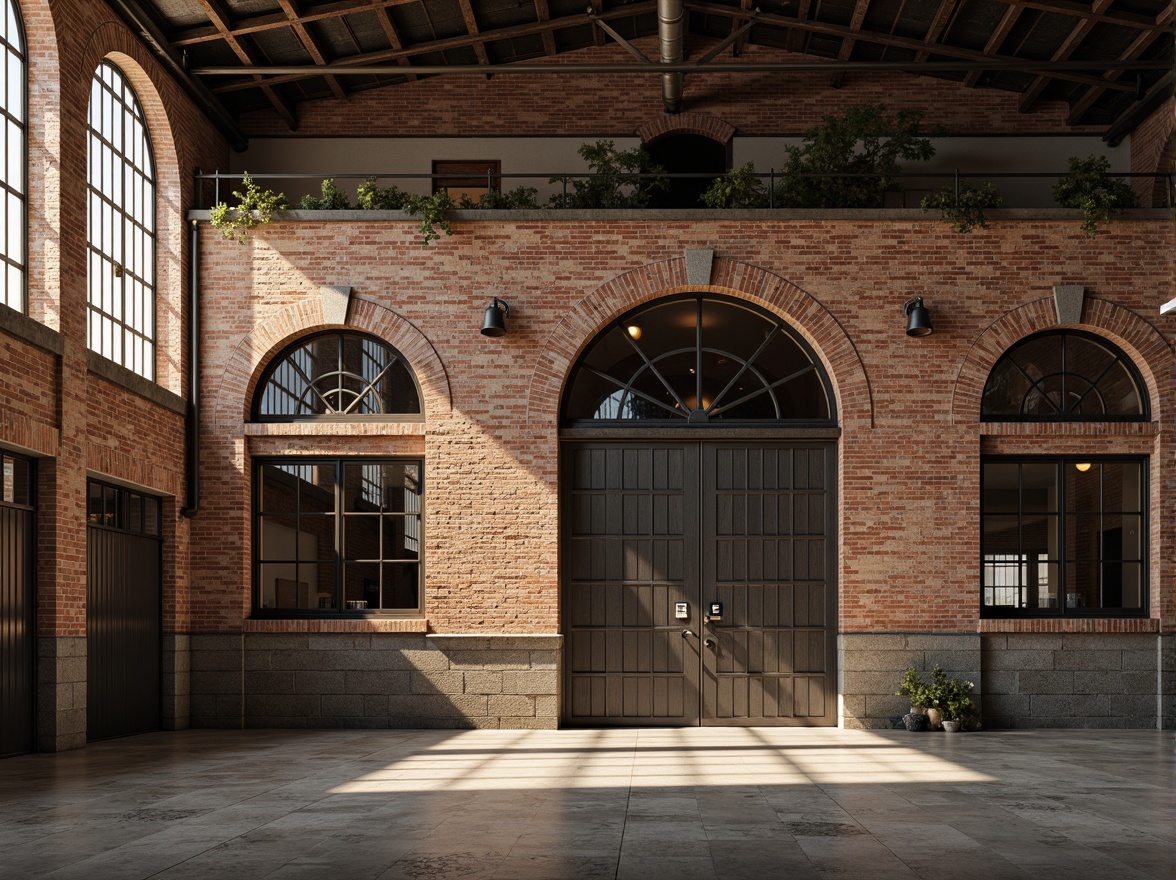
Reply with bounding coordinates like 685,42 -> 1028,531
480,298 -> 509,337
904,297 -> 933,337
1074,462 -> 1092,472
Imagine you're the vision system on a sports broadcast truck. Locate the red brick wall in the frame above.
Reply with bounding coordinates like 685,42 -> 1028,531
1129,98 -> 1174,208
238,42 -> 1086,138
3,0 -> 229,639
193,215 -> 1175,638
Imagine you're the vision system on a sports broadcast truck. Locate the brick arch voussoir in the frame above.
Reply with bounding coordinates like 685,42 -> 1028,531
636,113 -> 737,145
212,298 -> 451,433
525,256 -> 873,431
951,297 -> 1175,425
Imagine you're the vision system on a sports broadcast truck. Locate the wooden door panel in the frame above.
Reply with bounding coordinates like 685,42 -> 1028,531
702,444 -> 836,726
564,444 -> 699,725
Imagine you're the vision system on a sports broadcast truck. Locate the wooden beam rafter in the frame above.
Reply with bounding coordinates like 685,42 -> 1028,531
830,0 -> 871,87
534,0 -> 558,57
963,4 -> 1022,88
193,0 -> 297,128
277,0 -> 346,98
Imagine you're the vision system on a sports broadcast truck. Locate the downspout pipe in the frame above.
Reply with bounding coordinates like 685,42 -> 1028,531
658,0 -> 685,113
181,216 -> 200,517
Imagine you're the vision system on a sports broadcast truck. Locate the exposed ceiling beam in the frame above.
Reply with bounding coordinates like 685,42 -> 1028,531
193,0 -> 298,128
830,0 -> 871,87
963,4 -> 1021,88
914,0 -> 961,62
534,0 -> 558,57
590,0 -> 605,46
997,0 -> 1159,29
367,0 -> 419,81
1064,23 -> 1171,125
785,0 -> 810,52
173,0 -> 421,47
276,0 -> 346,98
1018,0 -> 1112,112
457,0 -> 491,65
1103,70 -> 1174,145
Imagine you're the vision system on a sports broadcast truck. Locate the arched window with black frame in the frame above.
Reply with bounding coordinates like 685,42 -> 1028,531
981,329 -> 1147,421
251,331 -> 424,618
980,330 -> 1148,618
563,294 -> 834,427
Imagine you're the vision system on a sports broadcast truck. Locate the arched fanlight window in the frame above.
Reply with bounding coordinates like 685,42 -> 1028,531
87,60 -> 156,379
982,330 -> 1147,421
563,294 -> 833,425
253,331 -> 421,420
1,0 -> 26,312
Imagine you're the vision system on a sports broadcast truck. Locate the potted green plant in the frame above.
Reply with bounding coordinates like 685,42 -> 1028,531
927,665 -> 976,733
550,139 -> 668,208
921,180 -> 1004,233
700,162 -> 769,208
897,667 -> 931,730
1052,155 -> 1139,236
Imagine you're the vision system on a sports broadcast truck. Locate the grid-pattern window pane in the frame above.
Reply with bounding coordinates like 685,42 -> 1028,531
981,459 -> 1145,616
0,0 -> 24,312
87,60 -> 155,380
255,459 -> 424,615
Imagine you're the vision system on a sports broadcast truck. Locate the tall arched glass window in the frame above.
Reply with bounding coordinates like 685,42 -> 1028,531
87,60 -> 156,379
563,294 -> 833,426
0,0 -> 25,312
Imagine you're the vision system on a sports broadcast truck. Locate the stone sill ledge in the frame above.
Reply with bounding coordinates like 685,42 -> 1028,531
189,208 -> 1171,224
979,618 -> 1161,634
244,617 -> 429,633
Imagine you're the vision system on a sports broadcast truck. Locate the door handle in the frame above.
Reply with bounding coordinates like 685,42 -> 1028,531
681,629 -> 696,639
704,638 -> 716,648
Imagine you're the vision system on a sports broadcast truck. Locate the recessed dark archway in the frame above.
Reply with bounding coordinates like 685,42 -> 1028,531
644,134 -> 728,209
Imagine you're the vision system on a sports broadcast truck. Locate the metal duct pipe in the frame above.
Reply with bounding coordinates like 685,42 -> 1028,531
658,0 -> 685,113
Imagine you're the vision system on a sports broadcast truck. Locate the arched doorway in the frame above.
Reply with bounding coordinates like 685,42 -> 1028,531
560,294 -> 839,726
644,134 -> 728,209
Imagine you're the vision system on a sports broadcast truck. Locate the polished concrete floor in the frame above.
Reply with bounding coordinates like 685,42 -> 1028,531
1,727 -> 1172,880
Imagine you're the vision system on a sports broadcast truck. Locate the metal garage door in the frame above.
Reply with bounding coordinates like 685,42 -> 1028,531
564,442 -> 837,726
1,454 -> 34,756
86,480 -> 162,741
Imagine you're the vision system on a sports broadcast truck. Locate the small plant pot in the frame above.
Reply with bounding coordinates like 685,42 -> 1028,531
903,712 -> 929,732
941,719 -> 962,733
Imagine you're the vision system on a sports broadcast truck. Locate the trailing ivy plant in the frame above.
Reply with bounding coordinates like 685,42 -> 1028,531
299,178 -> 351,210
1052,155 -> 1139,236
404,191 -> 455,246
550,139 -> 668,208
208,172 -> 287,243
356,178 -> 453,246
700,162 -> 769,208
775,103 -> 940,209
920,180 -> 1004,233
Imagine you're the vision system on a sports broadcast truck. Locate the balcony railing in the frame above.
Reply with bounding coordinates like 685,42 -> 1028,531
193,169 -> 1173,213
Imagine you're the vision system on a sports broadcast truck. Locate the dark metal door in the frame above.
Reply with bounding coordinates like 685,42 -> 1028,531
563,442 -> 836,726
701,444 -> 837,726
1,502 -> 35,756
87,499 -> 161,741
565,445 -> 700,725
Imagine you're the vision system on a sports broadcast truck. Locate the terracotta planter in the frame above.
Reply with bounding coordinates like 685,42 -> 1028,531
926,707 -> 943,730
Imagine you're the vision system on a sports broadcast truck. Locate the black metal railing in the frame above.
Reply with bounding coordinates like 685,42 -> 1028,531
193,169 -> 1173,212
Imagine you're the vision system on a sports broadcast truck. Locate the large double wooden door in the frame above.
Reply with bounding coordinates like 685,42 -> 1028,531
564,442 -> 836,726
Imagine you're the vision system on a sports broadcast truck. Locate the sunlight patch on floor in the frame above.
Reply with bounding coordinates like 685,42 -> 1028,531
329,728 -> 994,793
